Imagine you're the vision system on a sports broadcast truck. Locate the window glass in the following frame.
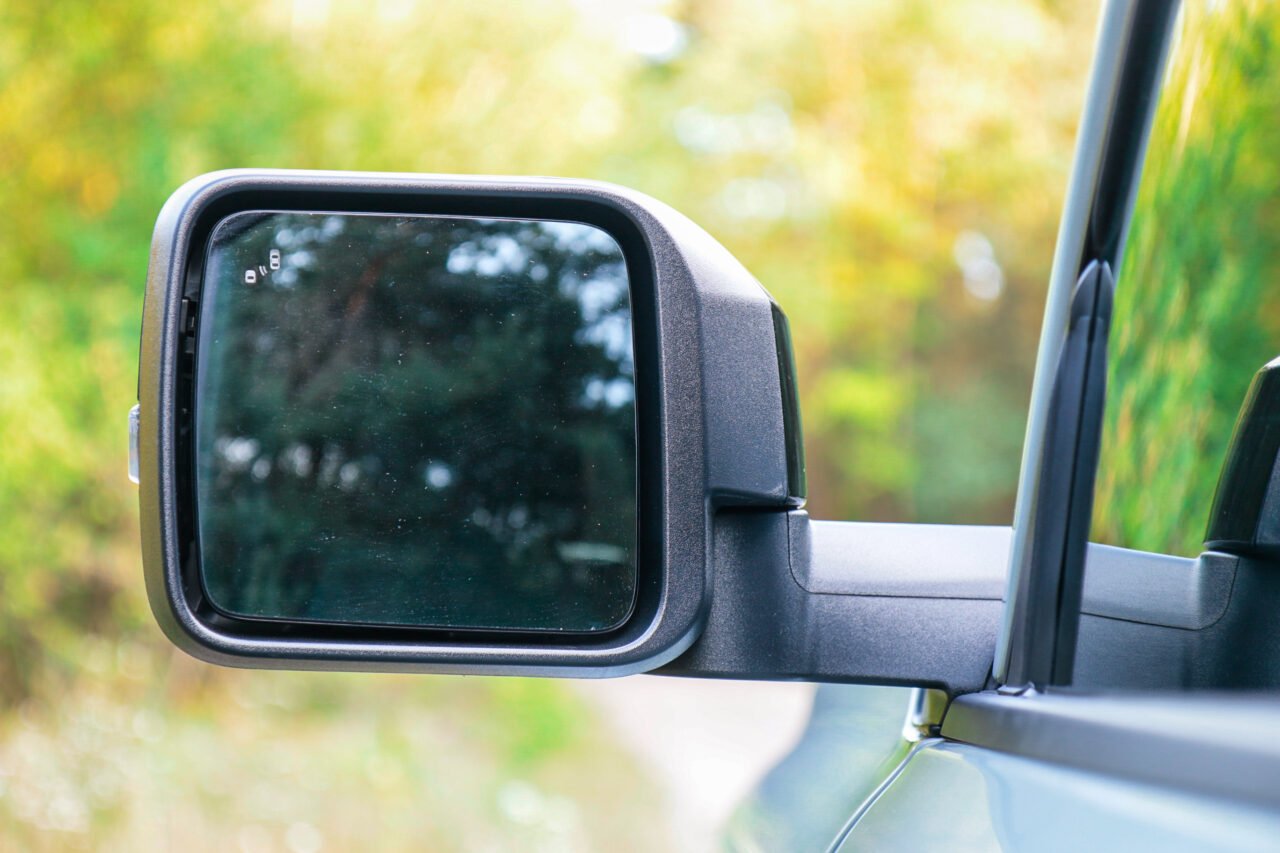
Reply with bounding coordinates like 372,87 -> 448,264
1093,1 -> 1280,556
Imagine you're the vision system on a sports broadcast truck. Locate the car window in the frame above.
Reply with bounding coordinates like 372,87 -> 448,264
1093,1 -> 1280,557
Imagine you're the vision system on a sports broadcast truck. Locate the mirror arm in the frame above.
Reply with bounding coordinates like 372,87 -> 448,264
656,514 -> 1008,696
659,517 -> 1264,695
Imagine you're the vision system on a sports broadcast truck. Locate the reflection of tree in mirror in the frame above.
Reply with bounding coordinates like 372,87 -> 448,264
196,212 -> 637,631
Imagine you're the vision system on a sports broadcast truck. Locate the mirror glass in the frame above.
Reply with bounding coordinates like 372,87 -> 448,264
194,211 -> 637,632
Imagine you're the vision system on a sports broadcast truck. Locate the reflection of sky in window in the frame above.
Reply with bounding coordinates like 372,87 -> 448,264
568,271 -> 633,375
270,217 -> 631,363
423,460 -> 454,490
275,215 -> 345,249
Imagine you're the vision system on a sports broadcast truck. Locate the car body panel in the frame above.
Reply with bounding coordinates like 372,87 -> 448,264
840,740 -> 1280,852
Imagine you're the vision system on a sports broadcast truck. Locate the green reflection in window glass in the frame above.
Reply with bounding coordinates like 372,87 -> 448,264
1094,1 -> 1280,556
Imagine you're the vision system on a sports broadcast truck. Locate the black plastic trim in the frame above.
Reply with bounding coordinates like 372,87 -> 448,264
770,301 -> 807,503
1001,0 -> 1181,689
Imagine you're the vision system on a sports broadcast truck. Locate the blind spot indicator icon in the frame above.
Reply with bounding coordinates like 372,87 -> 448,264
269,250 -> 281,270
244,269 -> 257,285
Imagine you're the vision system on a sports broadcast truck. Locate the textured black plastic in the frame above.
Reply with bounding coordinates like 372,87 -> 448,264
660,512 -> 1006,695
1205,358 -> 1280,555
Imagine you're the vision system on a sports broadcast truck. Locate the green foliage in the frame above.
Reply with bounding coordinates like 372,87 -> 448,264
1094,0 -> 1280,556
0,285 -> 142,703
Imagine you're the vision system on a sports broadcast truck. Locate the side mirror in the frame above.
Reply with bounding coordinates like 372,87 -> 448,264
136,169 -> 804,675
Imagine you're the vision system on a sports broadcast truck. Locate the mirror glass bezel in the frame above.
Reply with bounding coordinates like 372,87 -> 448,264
170,186 -> 663,646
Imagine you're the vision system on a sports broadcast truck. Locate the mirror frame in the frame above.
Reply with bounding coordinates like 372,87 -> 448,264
139,169 -> 801,676
194,210 -> 645,635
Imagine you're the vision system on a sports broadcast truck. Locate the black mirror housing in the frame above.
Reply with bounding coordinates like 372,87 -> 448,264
137,169 -> 804,676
